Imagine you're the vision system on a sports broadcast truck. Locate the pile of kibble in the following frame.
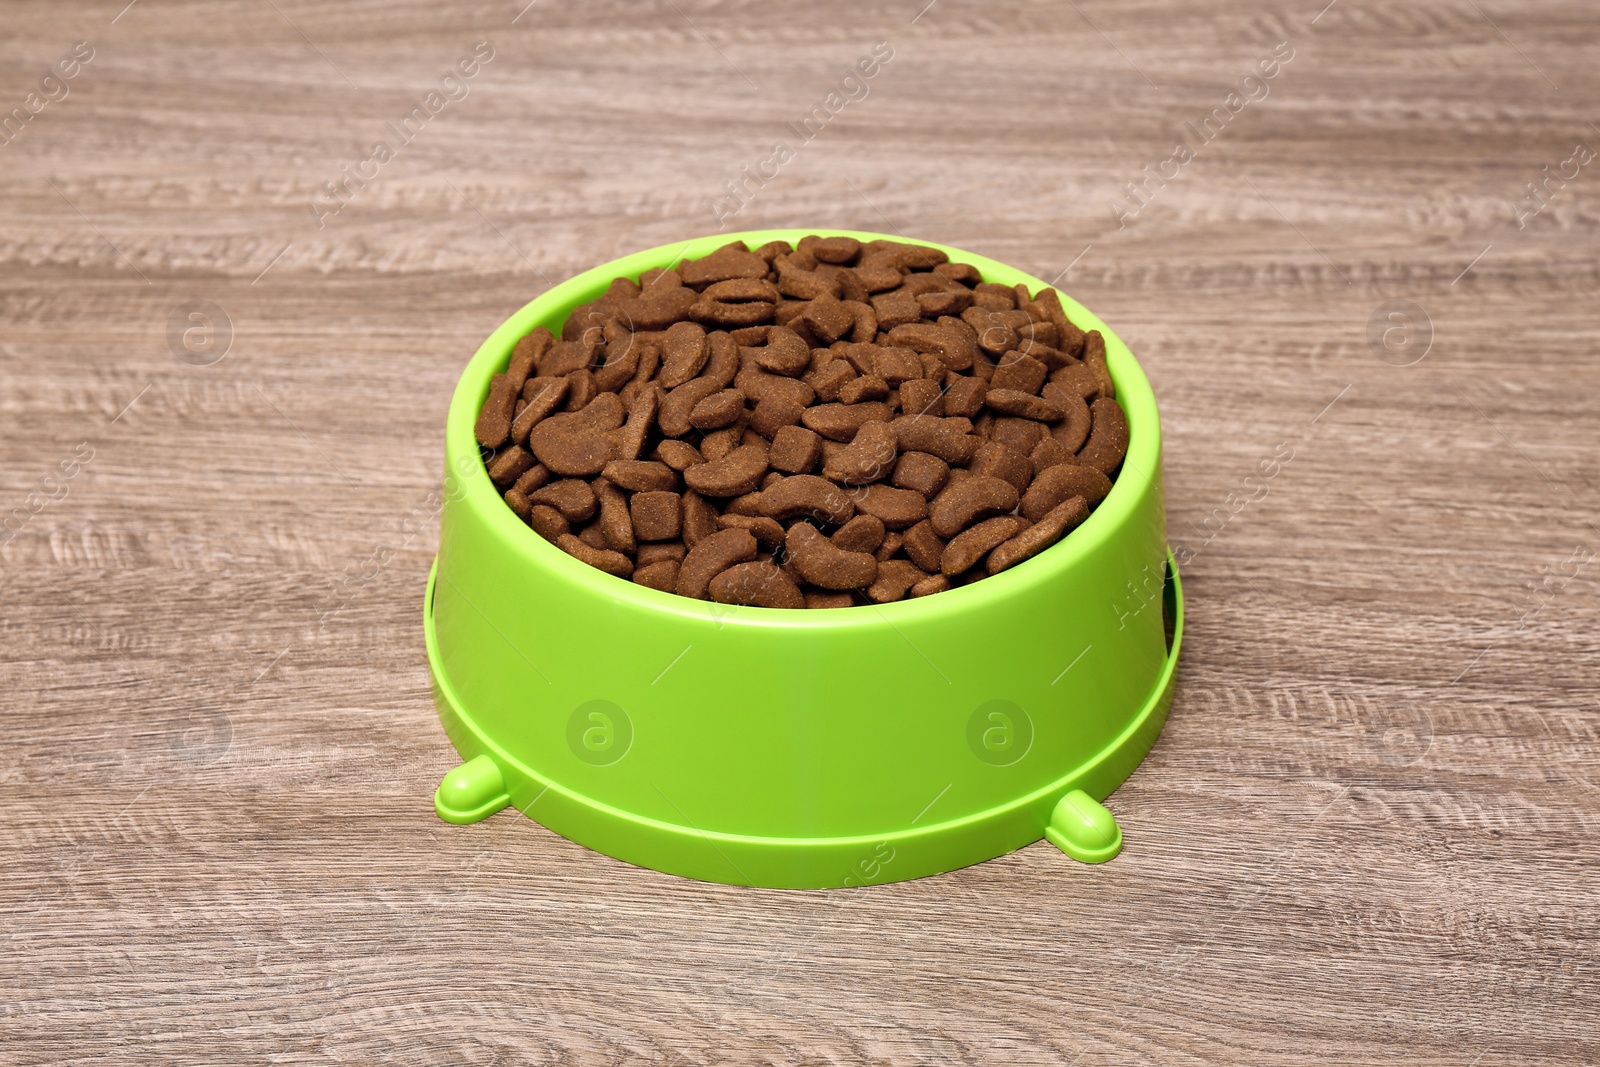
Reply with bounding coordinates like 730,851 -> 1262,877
474,235 -> 1128,609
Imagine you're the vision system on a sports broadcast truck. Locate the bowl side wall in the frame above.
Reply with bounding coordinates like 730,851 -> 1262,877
432,230 -> 1169,841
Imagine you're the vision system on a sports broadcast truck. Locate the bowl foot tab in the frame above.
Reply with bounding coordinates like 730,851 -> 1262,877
434,754 -> 512,824
1045,789 -> 1123,864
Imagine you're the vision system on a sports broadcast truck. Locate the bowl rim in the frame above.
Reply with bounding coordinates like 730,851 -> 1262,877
446,229 -> 1162,630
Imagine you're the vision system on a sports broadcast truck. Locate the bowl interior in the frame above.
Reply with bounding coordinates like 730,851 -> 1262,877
446,229 -> 1162,627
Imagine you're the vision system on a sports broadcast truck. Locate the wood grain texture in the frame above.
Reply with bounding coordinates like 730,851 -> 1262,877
2,0 -> 1597,1063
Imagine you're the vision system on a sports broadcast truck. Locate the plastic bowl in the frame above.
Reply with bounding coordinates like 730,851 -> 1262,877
426,229 -> 1181,888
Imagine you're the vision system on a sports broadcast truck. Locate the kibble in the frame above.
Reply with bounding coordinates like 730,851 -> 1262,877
478,235 -> 1131,606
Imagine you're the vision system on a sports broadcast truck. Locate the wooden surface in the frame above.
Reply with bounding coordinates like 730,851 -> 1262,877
3,1 -> 1597,1063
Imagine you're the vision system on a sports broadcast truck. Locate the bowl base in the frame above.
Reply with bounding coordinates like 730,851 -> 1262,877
423,553 -> 1182,889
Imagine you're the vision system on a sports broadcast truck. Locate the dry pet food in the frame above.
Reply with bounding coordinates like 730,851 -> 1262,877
476,235 -> 1129,608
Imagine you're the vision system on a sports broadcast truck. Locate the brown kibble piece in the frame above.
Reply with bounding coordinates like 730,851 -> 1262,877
805,590 -> 856,609
894,416 -> 982,464
708,561 -> 805,609
909,573 -> 951,598
801,401 -> 893,442
595,480 -> 635,553
1029,438 -> 1080,476
487,445 -> 536,487
636,541 -> 687,566
612,385 -> 658,462
658,377 -> 723,438
682,442 -> 768,497
654,438 -> 705,471
898,379 -> 943,417
837,374 -> 889,404
749,396 -> 805,439
941,376 -> 986,418
929,475 -> 1020,538
971,440 -> 1034,494
561,369 -> 597,412
475,373 -> 519,449
680,489 -> 718,546
768,424 -> 822,473
942,515 -> 1029,576
528,425 -> 612,477
535,388 -> 623,436
1043,384 -> 1093,452
988,496 -> 1089,574
509,326 -> 554,384
990,416 -> 1048,456
852,484 -> 929,530
892,451 -> 950,498
675,527 -> 758,599
528,478 -> 598,523
620,282 -> 700,330
871,346 -> 924,385
542,339 -> 598,378
504,487 -> 533,521
633,559 -> 680,592
510,376 -> 570,443
528,504 -> 568,541
985,388 -> 1065,422
717,513 -> 786,550
901,520 -> 946,572
629,491 -> 683,541
555,533 -> 633,578
577,522 -> 610,554
658,321 -> 710,388
511,465 -> 552,497
1077,396 -> 1130,474
822,421 -> 899,485
1081,329 -> 1116,399
680,245 -> 769,288
886,323 -> 974,372
748,325 -> 811,376
917,289 -> 972,318
810,236 -> 861,264
736,365 -> 815,410
602,459 -> 677,492
688,388 -> 747,431
809,359 -> 857,402
990,353 -> 1047,395
786,522 -> 878,591
1021,463 -> 1112,521
870,289 -> 921,331
866,559 -> 929,604
776,263 -> 841,301
831,514 -> 887,554
801,293 -> 855,344
760,474 -> 855,525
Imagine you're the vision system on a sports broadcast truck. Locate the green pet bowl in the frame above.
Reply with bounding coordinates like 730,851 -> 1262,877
426,229 -> 1182,888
